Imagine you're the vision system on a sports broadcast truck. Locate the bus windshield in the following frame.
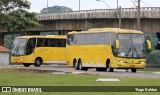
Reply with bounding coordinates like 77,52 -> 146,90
117,34 -> 146,59
12,38 -> 27,56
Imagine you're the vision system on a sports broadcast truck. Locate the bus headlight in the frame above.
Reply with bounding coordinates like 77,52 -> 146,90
140,61 -> 145,64
120,61 -> 123,63
20,57 -> 24,60
118,60 -> 123,63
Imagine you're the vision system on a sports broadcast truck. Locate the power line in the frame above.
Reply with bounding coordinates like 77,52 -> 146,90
131,0 -> 153,7
141,0 -> 152,7
96,0 -> 111,9
130,0 -> 137,7
87,11 -> 118,28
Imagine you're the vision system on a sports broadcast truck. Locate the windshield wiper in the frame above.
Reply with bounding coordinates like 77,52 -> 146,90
126,47 -> 131,57
134,46 -> 140,58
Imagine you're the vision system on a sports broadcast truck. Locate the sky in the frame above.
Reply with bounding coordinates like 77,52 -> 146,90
27,0 -> 160,13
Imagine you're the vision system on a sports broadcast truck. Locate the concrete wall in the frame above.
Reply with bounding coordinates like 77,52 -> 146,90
0,53 -> 9,66
27,18 -> 160,32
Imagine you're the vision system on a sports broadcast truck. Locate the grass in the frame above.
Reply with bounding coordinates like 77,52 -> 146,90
0,69 -> 160,95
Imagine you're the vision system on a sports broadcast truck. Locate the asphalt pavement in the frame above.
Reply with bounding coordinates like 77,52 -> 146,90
1,64 -> 160,79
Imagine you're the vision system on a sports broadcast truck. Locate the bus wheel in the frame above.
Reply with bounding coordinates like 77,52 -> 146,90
131,69 -> 137,73
78,60 -> 88,71
34,58 -> 42,67
23,63 -> 30,67
74,60 -> 79,70
96,68 -> 107,71
108,62 -> 114,72
73,59 -> 77,68
79,60 -> 82,70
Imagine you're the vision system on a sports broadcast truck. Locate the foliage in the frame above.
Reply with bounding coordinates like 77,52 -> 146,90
146,50 -> 160,64
156,33 -> 160,41
40,5 -> 73,14
4,33 -> 20,49
144,32 -> 158,50
0,0 -> 40,32
144,32 -> 160,64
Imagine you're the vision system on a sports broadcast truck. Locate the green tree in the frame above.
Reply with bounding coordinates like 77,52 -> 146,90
41,5 -> 73,14
0,0 -> 40,32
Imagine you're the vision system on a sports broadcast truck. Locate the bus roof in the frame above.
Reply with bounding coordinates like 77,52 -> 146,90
16,35 -> 66,39
68,28 -> 144,35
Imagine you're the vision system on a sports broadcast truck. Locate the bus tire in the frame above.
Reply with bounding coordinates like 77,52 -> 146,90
74,60 -> 79,70
73,59 -> 77,68
34,58 -> 42,67
78,60 -> 82,70
131,68 -> 137,73
82,67 -> 89,71
96,68 -> 107,71
23,63 -> 30,67
78,60 -> 88,71
107,61 -> 114,72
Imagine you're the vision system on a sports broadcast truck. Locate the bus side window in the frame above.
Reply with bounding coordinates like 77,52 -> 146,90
47,39 -> 55,47
46,39 -> 66,47
52,40 -> 57,47
56,39 -> 66,47
47,39 -> 58,47
61,40 -> 66,47
59,40 -> 66,47
37,39 -> 45,47
47,39 -> 51,47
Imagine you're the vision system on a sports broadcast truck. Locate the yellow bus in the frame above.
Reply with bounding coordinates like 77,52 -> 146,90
11,35 -> 66,67
66,28 -> 151,72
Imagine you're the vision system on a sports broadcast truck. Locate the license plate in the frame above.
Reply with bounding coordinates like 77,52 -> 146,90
130,65 -> 135,67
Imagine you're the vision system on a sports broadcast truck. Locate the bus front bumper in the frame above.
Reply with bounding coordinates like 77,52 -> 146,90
11,57 -> 24,64
112,60 -> 146,69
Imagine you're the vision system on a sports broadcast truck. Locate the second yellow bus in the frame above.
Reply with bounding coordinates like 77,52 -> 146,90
66,28 -> 151,72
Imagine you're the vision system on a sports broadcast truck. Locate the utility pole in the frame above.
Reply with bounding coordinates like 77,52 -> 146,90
137,0 -> 141,30
47,0 -> 48,13
118,6 -> 121,28
79,0 -> 80,11
116,0 -> 121,28
117,0 -> 118,9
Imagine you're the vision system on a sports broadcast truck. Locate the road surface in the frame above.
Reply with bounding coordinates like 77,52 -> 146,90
1,64 -> 160,79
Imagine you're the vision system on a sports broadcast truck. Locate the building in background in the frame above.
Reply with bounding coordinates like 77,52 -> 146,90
0,46 -> 10,66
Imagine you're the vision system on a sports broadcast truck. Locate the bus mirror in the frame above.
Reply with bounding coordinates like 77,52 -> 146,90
146,40 -> 151,49
116,40 -> 120,49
